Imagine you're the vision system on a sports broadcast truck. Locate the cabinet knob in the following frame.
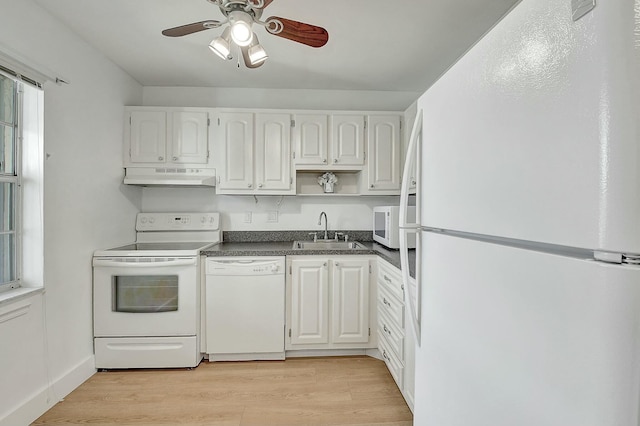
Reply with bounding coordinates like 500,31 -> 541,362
248,183 -> 252,188
323,158 -> 327,163
158,156 -> 164,161
334,158 -> 338,163
323,262 -> 327,267
370,184 -> 375,188
258,183 -> 263,188
335,262 -> 340,267
172,156 -> 178,161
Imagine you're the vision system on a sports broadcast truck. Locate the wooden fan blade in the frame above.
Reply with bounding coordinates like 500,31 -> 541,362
266,17 -> 328,48
261,0 -> 275,8
161,20 -> 221,37
241,45 -> 266,69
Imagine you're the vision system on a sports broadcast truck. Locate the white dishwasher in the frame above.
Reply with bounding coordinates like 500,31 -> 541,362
205,257 -> 285,361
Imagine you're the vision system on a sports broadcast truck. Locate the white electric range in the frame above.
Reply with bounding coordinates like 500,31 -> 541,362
92,212 -> 221,369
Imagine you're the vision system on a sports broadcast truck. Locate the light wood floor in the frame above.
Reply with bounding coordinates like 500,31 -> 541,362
33,356 -> 413,426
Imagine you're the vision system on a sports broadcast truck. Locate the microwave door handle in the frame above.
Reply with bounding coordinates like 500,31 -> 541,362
92,258 -> 196,268
400,109 -> 422,229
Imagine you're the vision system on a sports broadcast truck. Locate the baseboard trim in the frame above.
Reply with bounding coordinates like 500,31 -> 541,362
285,349 -> 369,358
1,355 -> 96,426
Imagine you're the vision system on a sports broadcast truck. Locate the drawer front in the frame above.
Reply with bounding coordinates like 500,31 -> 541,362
379,332 -> 404,390
378,284 -> 405,329
378,261 -> 404,302
378,311 -> 404,362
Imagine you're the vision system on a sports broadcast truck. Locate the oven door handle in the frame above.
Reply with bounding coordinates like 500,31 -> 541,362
92,258 -> 197,268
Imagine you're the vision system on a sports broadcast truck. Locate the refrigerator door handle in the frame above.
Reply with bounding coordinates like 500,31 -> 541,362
400,227 -> 421,346
399,109 -> 423,229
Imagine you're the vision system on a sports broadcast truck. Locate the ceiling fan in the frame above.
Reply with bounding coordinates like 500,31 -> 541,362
161,0 -> 329,69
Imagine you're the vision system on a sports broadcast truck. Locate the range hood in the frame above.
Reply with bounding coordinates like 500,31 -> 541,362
124,167 -> 216,187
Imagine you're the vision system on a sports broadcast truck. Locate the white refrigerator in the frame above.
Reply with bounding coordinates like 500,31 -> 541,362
399,0 -> 640,425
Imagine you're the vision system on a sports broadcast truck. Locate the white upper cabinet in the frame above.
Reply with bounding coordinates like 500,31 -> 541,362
330,114 -> 365,166
171,112 -> 209,164
217,112 -> 254,191
293,114 -> 329,165
255,113 -> 292,191
216,111 -> 294,195
125,108 -> 212,167
364,115 -> 402,193
293,113 -> 365,169
129,111 -> 167,164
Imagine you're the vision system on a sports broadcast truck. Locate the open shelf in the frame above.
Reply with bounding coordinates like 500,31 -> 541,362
296,171 -> 361,196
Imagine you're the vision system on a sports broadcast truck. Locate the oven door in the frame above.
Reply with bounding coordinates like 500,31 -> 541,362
93,257 -> 199,337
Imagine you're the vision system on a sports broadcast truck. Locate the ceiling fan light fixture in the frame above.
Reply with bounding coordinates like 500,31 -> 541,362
228,10 -> 254,46
208,27 -> 231,59
248,35 -> 268,65
248,44 -> 268,65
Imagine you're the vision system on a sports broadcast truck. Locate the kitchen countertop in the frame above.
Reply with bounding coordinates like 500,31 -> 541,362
202,240 -> 416,278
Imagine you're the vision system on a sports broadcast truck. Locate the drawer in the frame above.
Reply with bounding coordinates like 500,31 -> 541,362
378,310 -> 404,362
379,332 -> 404,390
378,261 -> 404,302
378,284 -> 405,329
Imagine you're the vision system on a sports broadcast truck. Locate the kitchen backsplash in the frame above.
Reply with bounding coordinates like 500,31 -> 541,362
141,188 -> 399,232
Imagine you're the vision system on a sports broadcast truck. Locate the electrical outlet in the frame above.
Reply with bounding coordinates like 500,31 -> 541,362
244,211 -> 252,223
267,211 -> 279,223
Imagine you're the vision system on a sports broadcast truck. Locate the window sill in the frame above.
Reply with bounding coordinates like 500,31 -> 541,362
0,287 -> 44,308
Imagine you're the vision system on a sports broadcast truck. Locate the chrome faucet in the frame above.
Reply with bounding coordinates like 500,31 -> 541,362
318,211 -> 329,240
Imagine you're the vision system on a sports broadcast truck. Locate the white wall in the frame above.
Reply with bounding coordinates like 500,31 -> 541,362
0,1 -> 143,424
143,86 -> 419,111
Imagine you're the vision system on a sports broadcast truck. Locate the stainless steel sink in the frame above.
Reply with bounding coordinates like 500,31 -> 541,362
292,240 -> 367,250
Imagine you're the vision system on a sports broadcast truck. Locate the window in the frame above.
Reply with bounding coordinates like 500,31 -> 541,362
0,73 -> 18,292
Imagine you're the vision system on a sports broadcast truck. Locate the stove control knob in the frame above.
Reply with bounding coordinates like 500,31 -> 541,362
271,264 -> 279,273
140,217 -> 148,224
149,218 -> 155,224
201,217 -> 206,223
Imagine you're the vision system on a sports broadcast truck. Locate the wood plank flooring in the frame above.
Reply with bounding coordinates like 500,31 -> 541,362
32,356 -> 413,426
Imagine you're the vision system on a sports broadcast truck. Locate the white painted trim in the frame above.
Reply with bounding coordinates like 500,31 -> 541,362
285,349 -> 368,358
0,355 -> 96,426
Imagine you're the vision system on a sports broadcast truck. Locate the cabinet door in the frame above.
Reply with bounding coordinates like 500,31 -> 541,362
367,115 -> 401,191
290,259 -> 329,345
293,114 -> 328,165
331,258 -> 370,344
218,112 -> 254,191
255,113 -> 292,191
330,114 -> 365,166
170,111 -> 209,164
129,111 -> 166,164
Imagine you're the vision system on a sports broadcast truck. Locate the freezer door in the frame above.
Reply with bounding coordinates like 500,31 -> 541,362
416,231 -> 640,426
418,0 -> 640,253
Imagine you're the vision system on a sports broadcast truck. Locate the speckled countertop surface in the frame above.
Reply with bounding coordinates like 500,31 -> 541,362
202,231 -> 416,277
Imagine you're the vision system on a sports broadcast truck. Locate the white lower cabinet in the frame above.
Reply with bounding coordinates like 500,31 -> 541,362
377,258 -> 415,412
287,256 -> 376,351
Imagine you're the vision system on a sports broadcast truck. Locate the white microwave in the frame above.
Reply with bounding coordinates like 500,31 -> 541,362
373,206 -> 416,249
